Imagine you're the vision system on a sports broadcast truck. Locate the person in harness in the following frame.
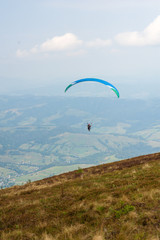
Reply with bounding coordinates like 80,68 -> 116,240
87,123 -> 92,131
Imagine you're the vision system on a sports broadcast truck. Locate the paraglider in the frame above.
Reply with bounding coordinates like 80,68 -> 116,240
65,78 -> 120,131
64,78 -> 120,98
87,123 -> 92,131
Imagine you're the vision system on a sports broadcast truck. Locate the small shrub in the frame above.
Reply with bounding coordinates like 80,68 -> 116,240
109,202 -> 135,219
114,204 -> 134,219
77,167 -> 83,174
96,206 -> 105,213
26,179 -> 31,184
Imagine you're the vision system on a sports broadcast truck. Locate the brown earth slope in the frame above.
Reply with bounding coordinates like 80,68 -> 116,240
0,152 -> 160,240
34,152 -> 160,186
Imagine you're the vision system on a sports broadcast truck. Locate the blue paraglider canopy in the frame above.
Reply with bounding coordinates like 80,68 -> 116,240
65,78 -> 120,98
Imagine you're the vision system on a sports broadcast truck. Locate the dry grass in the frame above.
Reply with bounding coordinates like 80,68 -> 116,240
92,234 -> 104,240
0,152 -> 160,240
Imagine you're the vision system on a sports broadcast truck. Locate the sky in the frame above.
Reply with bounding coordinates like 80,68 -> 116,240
1,0 -> 160,98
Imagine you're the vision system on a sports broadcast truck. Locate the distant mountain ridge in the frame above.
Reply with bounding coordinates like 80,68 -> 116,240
0,95 -> 159,187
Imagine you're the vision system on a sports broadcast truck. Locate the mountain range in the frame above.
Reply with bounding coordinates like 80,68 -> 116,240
0,96 -> 159,187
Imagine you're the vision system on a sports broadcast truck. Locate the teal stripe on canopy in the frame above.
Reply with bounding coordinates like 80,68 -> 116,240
65,78 -> 120,98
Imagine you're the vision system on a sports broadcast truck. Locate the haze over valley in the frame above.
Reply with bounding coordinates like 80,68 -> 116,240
0,95 -> 159,188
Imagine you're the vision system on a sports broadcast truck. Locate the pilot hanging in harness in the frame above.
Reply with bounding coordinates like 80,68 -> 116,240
87,123 -> 92,131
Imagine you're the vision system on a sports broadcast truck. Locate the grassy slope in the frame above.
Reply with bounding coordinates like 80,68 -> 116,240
0,152 -> 160,240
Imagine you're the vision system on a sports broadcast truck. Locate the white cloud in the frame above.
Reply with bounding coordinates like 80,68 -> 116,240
16,49 -> 29,58
16,33 -> 83,58
30,45 -> 39,54
40,33 -> 83,51
16,33 -> 113,58
115,15 -> 160,46
86,38 -> 112,47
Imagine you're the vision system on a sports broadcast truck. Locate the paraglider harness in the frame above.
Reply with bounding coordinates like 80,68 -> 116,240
87,123 -> 92,131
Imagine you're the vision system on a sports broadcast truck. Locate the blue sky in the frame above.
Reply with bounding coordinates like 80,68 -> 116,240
1,0 -> 160,98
